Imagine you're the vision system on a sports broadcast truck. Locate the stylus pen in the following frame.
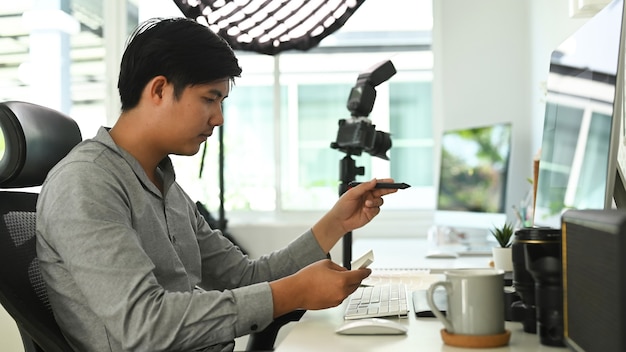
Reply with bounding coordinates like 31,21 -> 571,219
348,181 -> 411,189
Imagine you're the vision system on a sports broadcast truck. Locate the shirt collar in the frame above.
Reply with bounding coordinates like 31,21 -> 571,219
93,126 -> 176,196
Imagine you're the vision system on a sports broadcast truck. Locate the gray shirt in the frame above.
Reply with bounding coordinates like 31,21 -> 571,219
36,127 -> 326,352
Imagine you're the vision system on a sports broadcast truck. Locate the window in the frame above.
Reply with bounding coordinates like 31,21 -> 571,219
390,80 -> 434,188
0,0 -> 136,138
172,0 -> 436,216
0,0 -> 434,220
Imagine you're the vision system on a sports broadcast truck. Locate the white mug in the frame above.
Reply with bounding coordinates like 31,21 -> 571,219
427,268 -> 505,335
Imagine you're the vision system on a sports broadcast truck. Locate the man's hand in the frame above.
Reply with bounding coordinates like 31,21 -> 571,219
312,178 -> 398,253
269,259 -> 371,318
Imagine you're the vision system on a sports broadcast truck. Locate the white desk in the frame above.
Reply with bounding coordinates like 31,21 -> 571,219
275,305 -> 566,352
275,238 -> 568,352
351,237 -> 493,272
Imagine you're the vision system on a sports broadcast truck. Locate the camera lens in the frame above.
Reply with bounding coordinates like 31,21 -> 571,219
511,228 -> 537,333
512,227 -> 564,347
524,228 -> 564,347
366,131 -> 391,160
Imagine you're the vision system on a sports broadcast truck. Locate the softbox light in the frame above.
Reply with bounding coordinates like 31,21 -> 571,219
172,0 -> 366,55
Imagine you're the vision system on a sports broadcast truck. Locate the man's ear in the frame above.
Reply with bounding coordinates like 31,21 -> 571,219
147,76 -> 168,104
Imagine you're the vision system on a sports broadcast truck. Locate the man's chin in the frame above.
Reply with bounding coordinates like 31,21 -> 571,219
173,144 -> 204,157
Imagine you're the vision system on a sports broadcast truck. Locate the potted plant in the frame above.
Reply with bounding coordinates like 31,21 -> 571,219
490,222 -> 514,271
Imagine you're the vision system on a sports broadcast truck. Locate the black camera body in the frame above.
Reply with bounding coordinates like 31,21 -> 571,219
331,60 -> 396,160
332,119 -> 391,160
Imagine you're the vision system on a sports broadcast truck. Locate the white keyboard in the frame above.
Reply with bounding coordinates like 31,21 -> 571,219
343,283 -> 409,320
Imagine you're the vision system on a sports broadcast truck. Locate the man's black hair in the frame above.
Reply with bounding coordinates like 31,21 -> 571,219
118,17 -> 243,111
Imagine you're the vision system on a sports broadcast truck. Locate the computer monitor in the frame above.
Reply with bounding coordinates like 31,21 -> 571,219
615,1 -> 626,209
534,0 -> 626,228
433,122 -> 512,239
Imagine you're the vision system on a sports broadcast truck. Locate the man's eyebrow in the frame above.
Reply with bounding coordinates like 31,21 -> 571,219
208,89 -> 224,98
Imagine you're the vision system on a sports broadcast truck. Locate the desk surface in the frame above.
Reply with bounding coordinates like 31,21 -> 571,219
353,237 -> 493,272
275,305 -> 566,352
275,238 -> 568,352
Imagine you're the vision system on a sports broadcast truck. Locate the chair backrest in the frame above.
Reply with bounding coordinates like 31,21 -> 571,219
0,101 -> 82,352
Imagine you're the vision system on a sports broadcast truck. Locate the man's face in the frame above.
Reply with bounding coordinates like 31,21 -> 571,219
159,79 -> 230,156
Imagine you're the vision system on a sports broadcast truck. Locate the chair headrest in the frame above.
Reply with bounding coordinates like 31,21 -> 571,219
0,101 -> 82,188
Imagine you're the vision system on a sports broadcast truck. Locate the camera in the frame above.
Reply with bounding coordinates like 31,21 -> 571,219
511,227 -> 564,347
330,60 -> 396,160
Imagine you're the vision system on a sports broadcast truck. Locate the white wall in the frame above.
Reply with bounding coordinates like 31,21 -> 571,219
433,0 -> 533,226
433,0 -> 589,228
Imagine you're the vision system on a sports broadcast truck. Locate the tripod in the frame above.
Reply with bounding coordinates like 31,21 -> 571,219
338,153 -> 365,269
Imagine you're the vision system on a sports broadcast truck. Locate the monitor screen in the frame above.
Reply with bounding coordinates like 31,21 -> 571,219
434,122 -> 512,231
534,0 -> 624,228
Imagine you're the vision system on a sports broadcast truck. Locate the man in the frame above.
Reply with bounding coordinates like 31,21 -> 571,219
36,17 -> 397,352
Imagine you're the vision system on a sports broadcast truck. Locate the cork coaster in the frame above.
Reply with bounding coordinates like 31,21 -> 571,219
440,329 -> 511,348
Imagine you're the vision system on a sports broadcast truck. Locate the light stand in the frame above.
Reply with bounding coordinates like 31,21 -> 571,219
339,154 -> 365,269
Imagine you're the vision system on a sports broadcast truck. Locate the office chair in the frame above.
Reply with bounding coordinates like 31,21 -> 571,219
0,100 -> 301,351
0,100 -> 81,352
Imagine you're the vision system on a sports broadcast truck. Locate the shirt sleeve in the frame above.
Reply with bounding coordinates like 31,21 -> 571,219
192,209 -> 327,336
36,160 -> 323,351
